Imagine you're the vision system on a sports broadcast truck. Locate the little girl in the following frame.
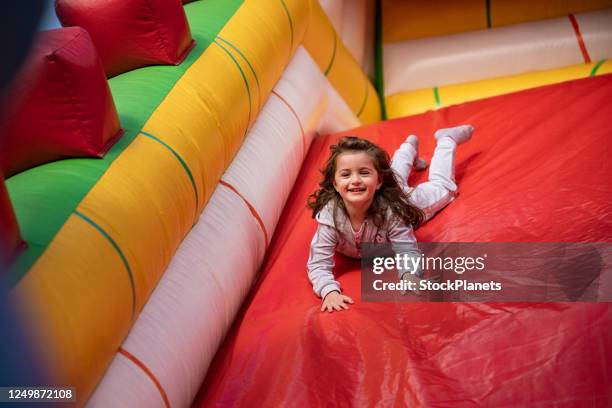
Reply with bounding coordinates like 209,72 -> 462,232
307,125 -> 473,312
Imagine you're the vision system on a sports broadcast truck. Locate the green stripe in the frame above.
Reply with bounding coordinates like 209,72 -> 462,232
6,0 -> 244,284
433,87 -> 441,107
74,210 -> 136,320
140,131 -> 199,217
356,77 -> 369,118
279,0 -> 294,56
213,39 -> 252,135
374,0 -> 387,119
485,0 -> 492,28
324,33 -> 338,76
216,36 -> 261,110
590,59 -> 606,76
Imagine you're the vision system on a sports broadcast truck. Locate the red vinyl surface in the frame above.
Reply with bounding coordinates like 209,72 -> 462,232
56,0 -> 194,77
0,27 -> 122,177
194,75 -> 612,407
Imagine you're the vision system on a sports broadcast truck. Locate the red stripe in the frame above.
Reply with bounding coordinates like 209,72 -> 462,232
219,180 -> 269,248
568,14 -> 591,63
271,89 -> 306,157
119,348 -> 171,408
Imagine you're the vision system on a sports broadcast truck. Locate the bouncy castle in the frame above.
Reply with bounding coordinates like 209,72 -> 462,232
0,0 -> 611,406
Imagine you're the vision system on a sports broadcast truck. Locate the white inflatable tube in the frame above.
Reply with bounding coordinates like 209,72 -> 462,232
86,46 -> 358,408
384,8 -> 612,95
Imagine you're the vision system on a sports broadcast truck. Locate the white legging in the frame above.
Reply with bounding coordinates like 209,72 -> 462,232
391,137 -> 458,221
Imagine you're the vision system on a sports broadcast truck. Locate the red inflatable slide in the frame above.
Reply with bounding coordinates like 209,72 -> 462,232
194,75 -> 612,407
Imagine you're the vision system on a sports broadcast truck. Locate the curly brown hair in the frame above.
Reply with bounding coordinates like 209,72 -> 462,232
308,136 -> 424,229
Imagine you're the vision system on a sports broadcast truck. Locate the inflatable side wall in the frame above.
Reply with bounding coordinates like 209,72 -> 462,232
5,0 -> 378,406
87,46 -> 358,408
381,0 -> 612,117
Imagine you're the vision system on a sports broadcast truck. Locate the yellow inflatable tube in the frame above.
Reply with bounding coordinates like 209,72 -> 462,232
386,60 -> 612,118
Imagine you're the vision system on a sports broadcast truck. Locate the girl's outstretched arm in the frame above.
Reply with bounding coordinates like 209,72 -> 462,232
307,223 -> 341,299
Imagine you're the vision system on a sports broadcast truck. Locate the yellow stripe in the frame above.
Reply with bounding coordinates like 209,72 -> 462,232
386,62 -> 611,118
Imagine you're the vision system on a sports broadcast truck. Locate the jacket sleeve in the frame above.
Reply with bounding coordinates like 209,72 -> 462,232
307,223 -> 340,298
387,218 -> 422,278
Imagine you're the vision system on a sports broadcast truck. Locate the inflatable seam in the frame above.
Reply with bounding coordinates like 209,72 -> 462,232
219,180 -> 269,248
74,210 -> 136,320
213,39 -> 252,137
324,32 -> 337,75
139,131 -> 199,220
118,347 -> 171,408
568,13 -> 592,63
216,35 -> 262,112
271,89 -> 306,157
356,76 -> 370,118
279,0 -> 294,58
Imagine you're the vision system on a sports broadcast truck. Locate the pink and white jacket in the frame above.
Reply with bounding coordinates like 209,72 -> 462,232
307,201 -> 422,298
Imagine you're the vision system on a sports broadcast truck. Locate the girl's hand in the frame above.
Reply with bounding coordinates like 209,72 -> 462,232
321,291 -> 354,313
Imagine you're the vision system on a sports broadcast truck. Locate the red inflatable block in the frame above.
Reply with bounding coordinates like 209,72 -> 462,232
0,27 -> 123,177
0,175 -> 25,268
56,0 -> 195,77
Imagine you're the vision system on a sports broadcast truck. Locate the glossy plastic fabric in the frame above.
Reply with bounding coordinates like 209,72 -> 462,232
87,47 -> 357,408
194,76 -> 612,407
9,1 -> 289,405
384,9 -> 612,95
56,0 -> 194,77
0,27 -> 122,177
382,0 -> 612,42
386,60 -> 612,118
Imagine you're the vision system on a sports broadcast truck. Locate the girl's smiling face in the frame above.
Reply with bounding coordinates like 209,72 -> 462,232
333,151 -> 382,208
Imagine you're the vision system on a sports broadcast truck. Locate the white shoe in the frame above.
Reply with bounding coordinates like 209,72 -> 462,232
434,125 -> 474,145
